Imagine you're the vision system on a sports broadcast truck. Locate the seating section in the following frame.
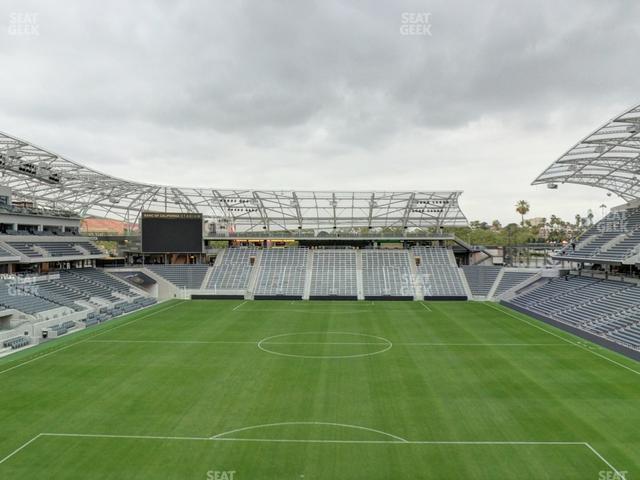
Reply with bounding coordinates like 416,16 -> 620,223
38,268 -> 142,307
7,242 -> 42,257
0,269 -> 149,319
0,270 -> 155,358
4,240 -> 104,259
608,321 -> 640,348
37,242 -> 84,257
48,320 -> 77,337
493,271 -> 536,297
0,280 -> 61,314
28,280 -> 85,310
412,247 -> 466,297
254,248 -> 308,297
54,271 -> 120,302
508,275 -> 640,349
462,266 -> 502,297
3,336 -> 29,350
145,264 -> 209,289
83,297 -> 156,327
74,242 -> 104,255
362,250 -> 413,297
207,249 -> 256,290
71,268 -> 135,296
596,209 -> 640,261
558,208 -> 640,263
0,245 -> 16,257
309,250 -> 357,297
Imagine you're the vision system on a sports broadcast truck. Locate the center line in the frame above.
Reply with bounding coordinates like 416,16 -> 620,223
85,339 -> 568,347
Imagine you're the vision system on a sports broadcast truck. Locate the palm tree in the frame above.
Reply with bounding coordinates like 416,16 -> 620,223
599,204 -> 607,218
515,200 -> 530,227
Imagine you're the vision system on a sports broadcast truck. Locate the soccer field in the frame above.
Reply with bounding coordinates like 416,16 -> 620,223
0,299 -> 638,479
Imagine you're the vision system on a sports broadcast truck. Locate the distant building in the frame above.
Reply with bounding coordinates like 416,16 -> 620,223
81,216 -> 138,235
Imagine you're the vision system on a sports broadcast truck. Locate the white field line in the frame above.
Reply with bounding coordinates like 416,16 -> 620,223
257,331 -> 393,359
238,309 -> 375,314
86,338 -> 567,347
41,432 -> 208,441
420,302 -> 432,312
0,301 -> 184,377
288,301 -> 375,307
232,301 -> 247,311
585,443 -> 626,480
225,308 -> 442,315
210,438 -> 589,447
487,303 -> 640,377
0,431 -> 624,477
89,340 -> 390,346
88,339 -> 258,345
398,342 -> 568,347
0,433 -> 43,465
264,342 -> 389,345
240,303 -> 426,314
210,421 -> 409,442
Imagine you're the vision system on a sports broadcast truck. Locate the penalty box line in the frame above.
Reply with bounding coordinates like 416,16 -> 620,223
0,432 -> 626,479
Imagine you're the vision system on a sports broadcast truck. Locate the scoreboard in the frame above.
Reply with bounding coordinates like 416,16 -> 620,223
141,212 -> 203,253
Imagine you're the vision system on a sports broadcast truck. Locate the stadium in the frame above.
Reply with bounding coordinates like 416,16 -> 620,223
1,3 -> 640,480
0,103 -> 638,479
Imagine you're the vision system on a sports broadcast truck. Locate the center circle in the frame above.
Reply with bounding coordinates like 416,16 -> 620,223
257,331 -> 392,359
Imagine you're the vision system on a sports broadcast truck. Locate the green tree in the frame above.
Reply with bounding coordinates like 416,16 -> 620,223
515,200 -> 530,227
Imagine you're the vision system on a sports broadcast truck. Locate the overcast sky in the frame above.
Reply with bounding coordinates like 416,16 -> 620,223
1,0 -> 639,224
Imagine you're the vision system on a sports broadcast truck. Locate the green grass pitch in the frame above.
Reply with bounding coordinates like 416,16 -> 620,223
0,299 -> 638,479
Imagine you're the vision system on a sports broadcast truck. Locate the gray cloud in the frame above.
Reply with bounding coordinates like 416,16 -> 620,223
0,0 -> 638,223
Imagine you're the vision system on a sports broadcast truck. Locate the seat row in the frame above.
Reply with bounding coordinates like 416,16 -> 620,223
3,336 -> 30,350
83,297 -> 157,327
509,275 -> 640,349
3,240 -> 104,258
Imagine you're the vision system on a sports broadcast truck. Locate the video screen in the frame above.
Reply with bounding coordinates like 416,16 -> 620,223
141,212 -> 203,253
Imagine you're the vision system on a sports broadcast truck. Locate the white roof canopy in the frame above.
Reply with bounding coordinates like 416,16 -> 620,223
533,104 -> 640,201
0,131 -> 467,231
